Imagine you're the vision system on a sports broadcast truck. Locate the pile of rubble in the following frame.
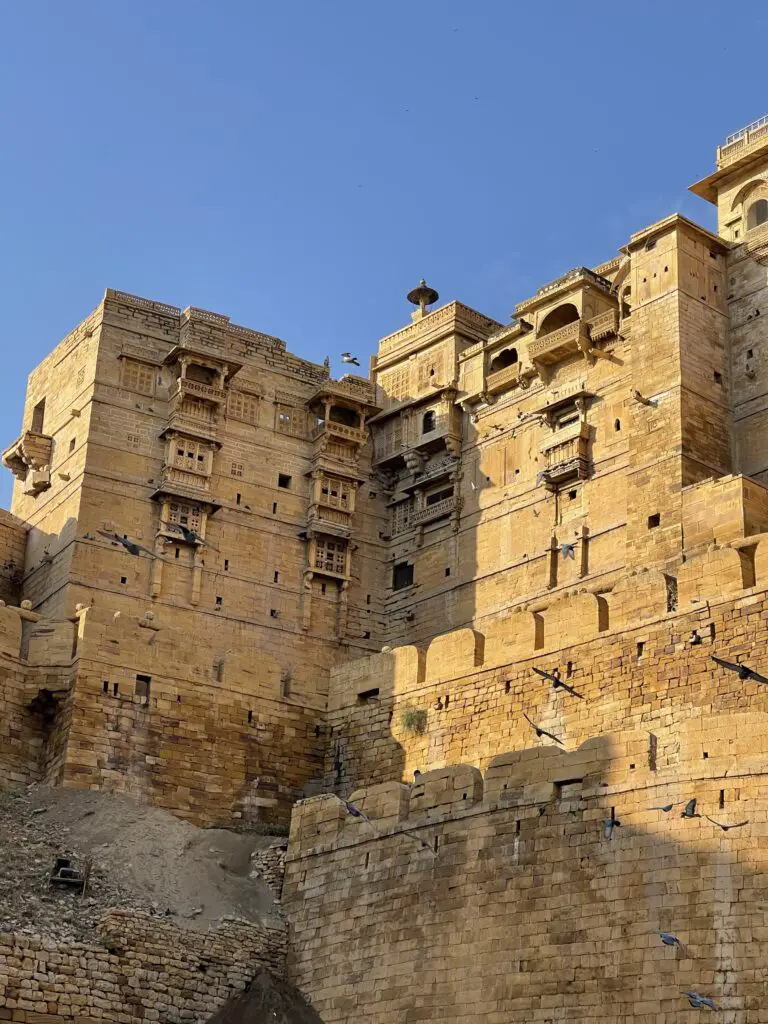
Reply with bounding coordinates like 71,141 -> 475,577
0,785 -> 284,942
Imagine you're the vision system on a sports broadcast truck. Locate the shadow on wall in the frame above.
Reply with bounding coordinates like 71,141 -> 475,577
286,718 -> 768,1020
324,537 -> 768,797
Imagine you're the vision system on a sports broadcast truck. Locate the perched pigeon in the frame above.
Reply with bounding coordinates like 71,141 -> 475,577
683,991 -> 717,1010
711,654 -> 768,685
413,769 -> 422,783
681,799 -> 700,819
705,816 -> 749,832
602,809 -> 621,840
561,542 -> 575,559
522,712 -> 563,746
341,352 -> 360,367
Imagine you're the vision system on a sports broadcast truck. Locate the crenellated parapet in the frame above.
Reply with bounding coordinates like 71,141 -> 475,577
289,710 -> 768,860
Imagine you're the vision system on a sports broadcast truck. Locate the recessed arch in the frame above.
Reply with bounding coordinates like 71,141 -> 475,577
489,347 -> 518,372
747,198 -> 768,230
538,303 -> 579,337
731,178 -> 768,211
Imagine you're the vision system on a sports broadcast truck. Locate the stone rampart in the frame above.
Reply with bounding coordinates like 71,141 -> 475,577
284,714 -> 768,1020
0,910 -> 286,1024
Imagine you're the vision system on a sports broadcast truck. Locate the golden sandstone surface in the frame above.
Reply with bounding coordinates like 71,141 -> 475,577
5,120 -> 768,1020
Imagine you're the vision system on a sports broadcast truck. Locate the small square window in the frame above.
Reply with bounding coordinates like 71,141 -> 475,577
215,595 -> 222,607
647,513 -> 661,529
135,674 -> 151,700
270,608 -> 279,618
120,576 -> 127,585
713,370 -> 723,385
278,474 -> 292,489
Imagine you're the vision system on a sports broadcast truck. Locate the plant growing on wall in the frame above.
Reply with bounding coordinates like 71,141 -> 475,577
400,706 -> 428,735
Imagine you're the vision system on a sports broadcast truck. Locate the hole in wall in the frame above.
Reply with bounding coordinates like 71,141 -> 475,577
637,641 -> 644,659
720,789 -> 725,809
648,513 -> 661,529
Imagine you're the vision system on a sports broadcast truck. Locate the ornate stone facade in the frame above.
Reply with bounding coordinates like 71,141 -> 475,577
6,119 -> 768,1020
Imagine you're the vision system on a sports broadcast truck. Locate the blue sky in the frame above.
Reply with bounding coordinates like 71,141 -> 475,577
1,1 -> 765,505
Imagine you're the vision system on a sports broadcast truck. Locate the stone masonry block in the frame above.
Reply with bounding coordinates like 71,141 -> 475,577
0,605 -> 22,659
609,569 -> 671,627
425,629 -> 485,682
678,546 -> 754,605
408,764 -> 483,818
347,781 -> 410,830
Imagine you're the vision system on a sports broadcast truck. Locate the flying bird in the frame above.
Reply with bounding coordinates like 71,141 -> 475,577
560,542 -> 575,560
522,712 -> 563,745
711,654 -> 768,685
683,992 -> 717,1010
341,352 -> 360,366
97,531 -> 161,560
705,816 -> 749,832
602,808 -> 621,840
681,799 -> 700,819
532,666 -> 583,699
650,804 -> 674,813
658,930 -> 686,952
163,522 -> 219,550
344,801 -> 376,829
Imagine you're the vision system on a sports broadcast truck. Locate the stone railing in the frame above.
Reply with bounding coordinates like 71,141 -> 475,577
309,505 -> 351,529
311,421 -> 368,445
528,320 -> 590,361
158,466 -> 212,495
165,411 -> 219,442
485,362 -> 520,395
540,420 -> 586,454
176,378 -> 227,403
414,456 -> 458,485
412,496 -> 457,525
718,116 -> 768,167
587,308 -> 619,341
326,376 -> 376,403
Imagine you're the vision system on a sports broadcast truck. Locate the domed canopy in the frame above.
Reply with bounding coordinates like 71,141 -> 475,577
407,279 -> 439,311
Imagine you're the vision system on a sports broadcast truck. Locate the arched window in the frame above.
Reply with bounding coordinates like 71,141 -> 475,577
422,411 -> 436,434
489,347 -> 518,372
747,199 -> 768,230
538,303 -> 579,337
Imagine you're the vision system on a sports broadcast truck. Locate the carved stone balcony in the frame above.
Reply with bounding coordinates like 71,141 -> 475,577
162,410 -> 220,445
311,421 -> 368,446
718,116 -> 768,168
153,466 -> 215,505
539,422 -> 590,487
2,431 -> 54,496
174,378 -> 227,404
528,320 -> 591,366
401,455 -> 458,492
587,309 -> 620,342
307,505 -> 351,538
412,495 -> 458,526
485,362 -> 521,396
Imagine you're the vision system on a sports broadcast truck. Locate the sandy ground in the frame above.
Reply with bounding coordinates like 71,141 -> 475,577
0,785 -> 282,941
